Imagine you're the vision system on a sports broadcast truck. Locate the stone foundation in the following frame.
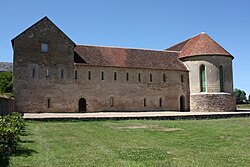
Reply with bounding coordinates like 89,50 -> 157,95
190,93 -> 236,112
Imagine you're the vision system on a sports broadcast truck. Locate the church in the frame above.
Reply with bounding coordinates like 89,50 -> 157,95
11,17 -> 235,113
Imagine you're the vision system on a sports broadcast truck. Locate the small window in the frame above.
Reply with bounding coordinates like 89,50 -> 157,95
163,74 -> 166,82
110,97 -> 114,107
114,72 -> 117,81
88,71 -> 91,80
200,65 -> 206,92
47,97 -> 51,108
143,98 -> 146,107
32,68 -> 35,78
46,69 -> 49,78
159,98 -> 162,107
61,70 -> 64,79
126,72 -> 129,81
150,74 -> 152,82
41,43 -> 48,53
219,65 -> 224,92
138,73 -> 141,82
101,72 -> 104,80
75,70 -> 77,79
181,75 -> 184,83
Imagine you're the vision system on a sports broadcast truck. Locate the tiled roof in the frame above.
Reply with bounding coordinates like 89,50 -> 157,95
166,33 -> 233,59
74,45 -> 188,71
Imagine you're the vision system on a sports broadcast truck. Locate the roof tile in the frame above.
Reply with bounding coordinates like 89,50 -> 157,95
74,45 -> 188,71
166,33 -> 233,59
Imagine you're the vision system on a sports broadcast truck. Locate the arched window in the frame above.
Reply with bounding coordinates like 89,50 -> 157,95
219,65 -> 224,92
200,65 -> 206,92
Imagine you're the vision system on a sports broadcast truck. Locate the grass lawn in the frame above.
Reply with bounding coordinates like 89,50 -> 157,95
237,104 -> 250,110
10,118 -> 250,167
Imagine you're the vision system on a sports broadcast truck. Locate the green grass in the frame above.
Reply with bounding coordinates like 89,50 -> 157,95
237,104 -> 250,110
10,118 -> 250,167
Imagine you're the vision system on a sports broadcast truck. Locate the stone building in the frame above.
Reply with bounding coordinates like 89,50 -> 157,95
11,17 -> 235,113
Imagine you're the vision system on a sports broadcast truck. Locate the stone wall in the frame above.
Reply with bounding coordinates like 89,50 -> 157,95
13,17 -> 75,113
183,56 -> 233,94
14,64 -> 190,113
0,97 -> 15,115
190,93 -> 236,112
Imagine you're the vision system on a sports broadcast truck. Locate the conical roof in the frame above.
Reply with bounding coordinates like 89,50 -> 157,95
166,33 -> 233,59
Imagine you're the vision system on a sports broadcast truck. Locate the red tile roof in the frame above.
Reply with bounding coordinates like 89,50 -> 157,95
74,45 -> 188,71
166,33 -> 233,59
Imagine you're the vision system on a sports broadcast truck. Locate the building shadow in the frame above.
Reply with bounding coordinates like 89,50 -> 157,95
0,134 -> 37,167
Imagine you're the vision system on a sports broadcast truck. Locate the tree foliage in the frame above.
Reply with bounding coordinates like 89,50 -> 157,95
0,72 -> 13,94
233,89 -> 247,104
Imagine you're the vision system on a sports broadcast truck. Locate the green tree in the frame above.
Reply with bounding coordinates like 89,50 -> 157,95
248,95 -> 250,104
233,89 -> 247,104
0,72 -> 13,94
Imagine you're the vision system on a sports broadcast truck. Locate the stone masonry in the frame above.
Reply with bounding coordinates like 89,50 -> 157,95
11,17 -> 235,113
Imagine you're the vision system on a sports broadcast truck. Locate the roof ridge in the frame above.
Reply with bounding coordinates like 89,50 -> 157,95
179,33 -> 233,59
165,32 -> 206,51
76,44 -> 169,52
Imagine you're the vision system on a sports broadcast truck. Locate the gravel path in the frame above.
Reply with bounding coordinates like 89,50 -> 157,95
23,111 -> 250,120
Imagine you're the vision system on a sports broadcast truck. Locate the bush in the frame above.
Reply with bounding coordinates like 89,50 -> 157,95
0,72 -> 13,94
0,112 -> 25,156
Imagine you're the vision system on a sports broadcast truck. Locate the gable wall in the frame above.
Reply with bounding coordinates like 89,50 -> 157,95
13,18 -> 75,112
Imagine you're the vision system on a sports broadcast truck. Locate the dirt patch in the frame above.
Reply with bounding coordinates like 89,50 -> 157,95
111,125 -> 183,132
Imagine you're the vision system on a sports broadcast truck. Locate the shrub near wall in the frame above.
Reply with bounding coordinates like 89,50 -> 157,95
0,112 -> 25,157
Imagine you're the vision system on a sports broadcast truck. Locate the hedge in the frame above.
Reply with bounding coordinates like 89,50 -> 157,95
0,112 -> 25,156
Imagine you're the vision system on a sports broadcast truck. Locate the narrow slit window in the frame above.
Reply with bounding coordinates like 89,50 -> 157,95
163,74 -> 166,82
88,71 -> 91,80
75,70 -> 77,79
61,70 -> 64,79
181,75 -> 184,83
114,72 -> 117,81
41,43 -> 48,53
150,74 -> 152,82
46,69 -> 49,78
47,98 -> 51,108
143,98 -> 146,107
32,68 -> 35,78
126,72 -> 129,81
138,73 -> 141,82
101,72 -> 104,80
110,97 -> 114,107
159,98 -> 162,107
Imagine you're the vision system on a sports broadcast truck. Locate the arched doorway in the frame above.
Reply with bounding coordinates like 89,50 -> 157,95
79,98 -> 86,112
180,96 -> 185,111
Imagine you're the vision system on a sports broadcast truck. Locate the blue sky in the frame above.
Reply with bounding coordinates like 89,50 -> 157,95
1,0 -> 249,95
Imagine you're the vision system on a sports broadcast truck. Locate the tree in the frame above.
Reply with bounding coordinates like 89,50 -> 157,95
233,89 -> 247,104
0,72 -> 13,94
248,95 -> 250,104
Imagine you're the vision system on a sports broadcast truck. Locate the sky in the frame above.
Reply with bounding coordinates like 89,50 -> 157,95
1,0 -> 249,95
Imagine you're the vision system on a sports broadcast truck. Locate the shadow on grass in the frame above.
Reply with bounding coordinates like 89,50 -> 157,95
0,139 -> 37,167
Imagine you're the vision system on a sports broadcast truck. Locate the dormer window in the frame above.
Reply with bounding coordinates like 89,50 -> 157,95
41,43 -> 48,53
